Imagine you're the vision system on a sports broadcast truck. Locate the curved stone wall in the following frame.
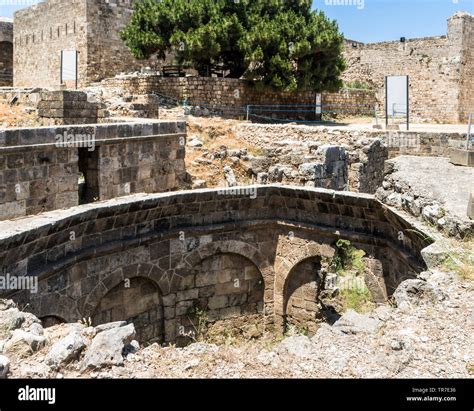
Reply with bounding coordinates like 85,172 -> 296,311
0,185 -> 433,343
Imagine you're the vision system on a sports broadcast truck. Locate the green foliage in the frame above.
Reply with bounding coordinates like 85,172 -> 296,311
344,80 -> 374,90
340,284 -> 373,313
187,302 -> 209,342
331,239 -> 366,275
121,0 -> 346,91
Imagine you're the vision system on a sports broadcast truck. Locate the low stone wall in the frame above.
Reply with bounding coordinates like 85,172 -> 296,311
37,90 -> 106,125
235,125 -> 389,194
0,120 -> 186,220
99,75 -> 377,119
0,186 -> 431,344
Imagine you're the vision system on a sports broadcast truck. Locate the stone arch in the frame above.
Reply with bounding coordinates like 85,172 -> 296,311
83,263 -> 166,343
82,262 -> 166,316
91,277 -> 164,343
172,251 -> 266,346
274,238 -> 335,328
282,256 -> 325,335
183,240 -> 271,279
181,240 -> 274,312
40,315 -> 66,328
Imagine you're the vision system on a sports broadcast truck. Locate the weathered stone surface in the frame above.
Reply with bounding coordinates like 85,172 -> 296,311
0,355 -> 10,379
81,323 -> 136,370
94,321 -> 127,334
342,12 -> 474,123
421,242 -> 450,269
449,148 -> 474,167
3,329 -> 47,357
0,120 -> 186,220
333,310 -> 381,334
0,186 -> 430,345
392,279 -> 445,307
277,335 -> 313,358
223,166 -> 237,187
45,331 -> 87,369
377,156 -> 474,238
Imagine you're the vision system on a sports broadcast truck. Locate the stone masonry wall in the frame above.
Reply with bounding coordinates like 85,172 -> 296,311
0,186 -> 431,343
342,12 -> 474,123
38,91 -> 100,125
0,20 -> 13,87
14,0 -> 88,88
13,0 -> 159,88
84,0 -> 161,84
0,120 -> 186,220
99,76 -> 377,119
457,13 -> 474,121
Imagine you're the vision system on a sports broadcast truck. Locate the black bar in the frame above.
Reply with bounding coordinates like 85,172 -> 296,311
0,379 -> 472,410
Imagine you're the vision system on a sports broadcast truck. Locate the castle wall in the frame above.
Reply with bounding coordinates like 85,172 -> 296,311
13,0 -> 159,88
84,0 -> 160,85
342,12 -> 474,123
13,0 -> 89,88
0,20 -> 13,87
456,13 -> 474,121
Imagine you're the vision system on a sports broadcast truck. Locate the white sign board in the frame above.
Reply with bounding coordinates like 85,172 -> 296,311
315,93 -> 322,115
386,75 -> 408,117
61,50 -> 77,82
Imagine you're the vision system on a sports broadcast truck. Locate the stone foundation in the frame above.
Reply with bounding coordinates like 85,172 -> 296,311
0,120 -> 186,220
0,186 -> 432,344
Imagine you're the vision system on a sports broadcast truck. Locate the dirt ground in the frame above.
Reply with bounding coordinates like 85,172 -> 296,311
0,102 -> 40,128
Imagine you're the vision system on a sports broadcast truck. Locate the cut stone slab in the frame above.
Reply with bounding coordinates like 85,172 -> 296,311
449,148 -> 474,167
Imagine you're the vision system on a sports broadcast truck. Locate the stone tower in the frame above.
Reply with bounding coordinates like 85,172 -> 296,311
13,0 -> 159,88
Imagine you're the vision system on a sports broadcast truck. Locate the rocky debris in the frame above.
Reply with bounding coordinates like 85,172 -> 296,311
392,279 -> 445,307
0,355 -> 10,378
0,255 -> 472,379
45,330 -> 87,370
333,310 -> 381,334
19,363 -> 51,379
0,306 -> 42,340
94,321 -> 127,334
277,335 -> 314,358
421,242 -> 450,269
3,329 -> 47,358
223,166 -> 238,187
187,135 -> 204,148
81,324 -> 136,370
192,179 -> 207,189
376,156 -> 473,238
